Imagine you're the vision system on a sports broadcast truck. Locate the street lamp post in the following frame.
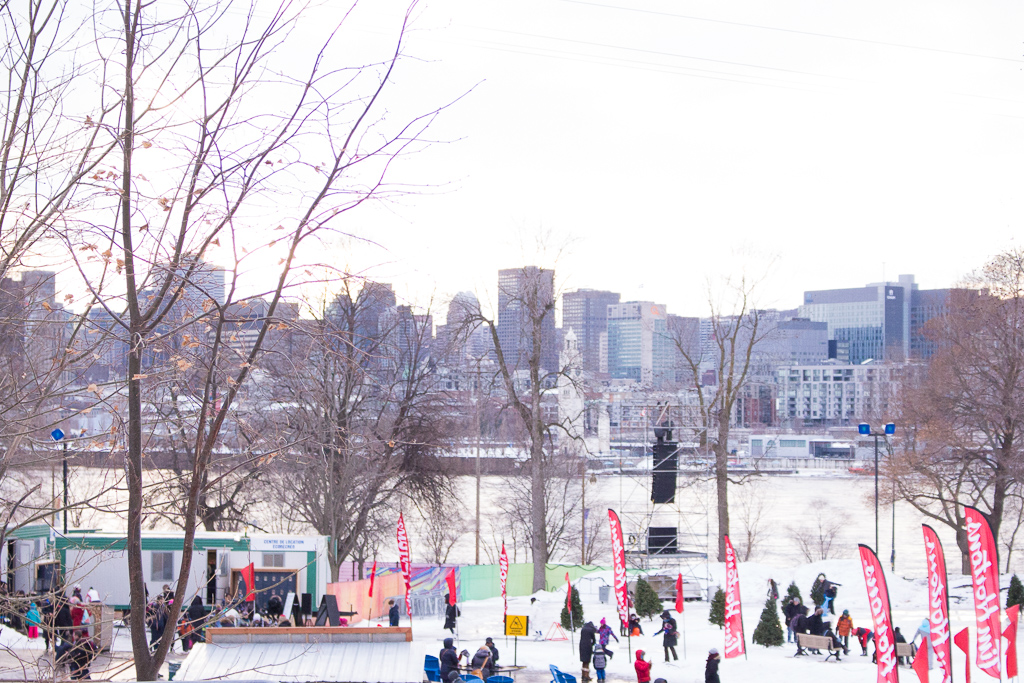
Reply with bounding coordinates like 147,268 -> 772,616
50,428 -> 68,534
858,422 -> 895,553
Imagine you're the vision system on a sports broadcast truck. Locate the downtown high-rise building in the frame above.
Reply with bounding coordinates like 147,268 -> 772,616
799,274 -> 957,364
497,266 -> 557,374
606,301 -> 673,387
561,288 -> 620,373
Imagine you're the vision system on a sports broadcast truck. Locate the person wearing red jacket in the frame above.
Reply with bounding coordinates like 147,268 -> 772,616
634,649 -> 652,683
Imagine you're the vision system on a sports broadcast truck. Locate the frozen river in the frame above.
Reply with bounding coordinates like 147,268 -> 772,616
37,466 -> 1017,580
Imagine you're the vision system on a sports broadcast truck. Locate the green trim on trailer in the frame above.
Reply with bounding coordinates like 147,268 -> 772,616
55,535 -> 253,552
7,524 -> 54,540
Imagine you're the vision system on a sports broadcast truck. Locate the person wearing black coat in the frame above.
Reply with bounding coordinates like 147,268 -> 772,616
185,596 -> 206,651
705,648 -> 720,683
791,613 -> 812,655
388,599 -> 400,627
443,595 -> 459,634
807,608 -> 825,636
54,599 -> 73,647
654,611 -> 679,662
579,621 -> 597,682
485,637 -> 499,667
439,638 -> 460,680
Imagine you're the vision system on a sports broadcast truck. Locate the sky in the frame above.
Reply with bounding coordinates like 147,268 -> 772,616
320,0 -> 1024,319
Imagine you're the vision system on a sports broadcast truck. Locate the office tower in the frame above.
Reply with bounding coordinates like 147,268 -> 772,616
562,288 -> 620,373
497,266 -> 557,374
606,301 -> 673,387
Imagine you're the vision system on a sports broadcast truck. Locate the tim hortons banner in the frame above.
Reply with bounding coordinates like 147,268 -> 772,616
922,525 -> 953,683
859,544 -> 899,683
964,505 -> 1001,678
608,509 -> 629,628
723,535 -> 745,658
397,513 -> 413,619
499,543 -> 509,617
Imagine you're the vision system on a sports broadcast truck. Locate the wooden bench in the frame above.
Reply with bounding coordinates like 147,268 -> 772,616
795,633 -> 843,662
897,642 -> 915,664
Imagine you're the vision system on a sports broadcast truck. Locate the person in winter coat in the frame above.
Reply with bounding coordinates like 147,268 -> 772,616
185,596 -> 206,651
854,627 -> 874,656
439,637 -> 460,680
836,610 -> 854,654
579,621 -> 597,682
592,646 -> 610,681
443,595 -> 459,634
26,603 -> 41,639
69,629 -> 97,680
54,598 -> 74,646
634,649 -> 652,683
628,614 -> 644,636
653,610 -> 679,662
783,598 -> 806,642
485,637 -> 499,667
807,608 -> 825,636
148,597 -> 168,652
388,599 -> 400,627
598,618 -> 619,654
470,645 -> 493,680
894,626 -> 909,665
705,648 -> 721,683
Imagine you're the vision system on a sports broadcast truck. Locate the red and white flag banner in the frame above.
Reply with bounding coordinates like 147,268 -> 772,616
608,509 -> 629,629
368,559 -> 378,598
675,573 -> 684,614
954,627 -> 971,683
964,505 -> 1001,679
922,525 -> 953,683
499,543 -> 509,617
397,513 -> 413,619
723,535 -> 745,658
1004,604 -> 1019,679
859,544 -> 899,683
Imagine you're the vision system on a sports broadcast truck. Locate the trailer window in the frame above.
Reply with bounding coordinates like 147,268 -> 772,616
263,553 -> 285,568
152,552 -> 174,581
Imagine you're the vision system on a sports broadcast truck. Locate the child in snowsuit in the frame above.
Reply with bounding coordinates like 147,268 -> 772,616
598,617 -> 619,656
592,647 -> 609,681
836,610 -> 854,654
26,603 -> 41,639
854,627 -> 874,656
634,649 -> 652,683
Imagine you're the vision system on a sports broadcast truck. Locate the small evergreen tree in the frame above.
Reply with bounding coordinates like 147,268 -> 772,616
634,577 -> 663,620
786,581 -> 802,602
752,597 -> 784,648
1008,575 -> 1024,610
810,573 -> 826,608
709,587 -> 726,628
560,586 -> 584,631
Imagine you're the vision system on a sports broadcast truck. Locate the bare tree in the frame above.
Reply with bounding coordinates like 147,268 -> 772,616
464,265 -> 582,590
788,499 -> 844,562
671,276 -> 772,561
259,283 -> 455,582
731,478 -> 771,561
419,495 -> 465,566
891,249 -> 1024,573
43,1 -> 452,676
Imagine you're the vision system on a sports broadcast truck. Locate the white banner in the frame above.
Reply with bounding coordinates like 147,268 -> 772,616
249,536 -> 319,552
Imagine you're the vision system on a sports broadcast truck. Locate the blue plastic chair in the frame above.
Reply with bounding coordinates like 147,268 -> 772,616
549,665 -> 561,683
425,655 -> 440,667
487,677 -> 514,683
559,672 -> 577,683
460,676 -> 483,682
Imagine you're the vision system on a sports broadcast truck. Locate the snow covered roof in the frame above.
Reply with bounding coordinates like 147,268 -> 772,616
176,631 -> 421,683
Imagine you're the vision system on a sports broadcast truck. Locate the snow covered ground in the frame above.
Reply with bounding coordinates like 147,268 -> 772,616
0,557 -> 1009,682
384,558 -> 1012,683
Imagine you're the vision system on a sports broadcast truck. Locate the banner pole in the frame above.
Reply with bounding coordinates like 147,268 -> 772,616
682,611 -> 687,660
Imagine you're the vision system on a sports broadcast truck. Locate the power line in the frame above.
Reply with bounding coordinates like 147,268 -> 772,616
560,0 -> 1024,64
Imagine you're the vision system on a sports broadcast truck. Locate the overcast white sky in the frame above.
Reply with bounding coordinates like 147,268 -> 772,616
290,0 -> 1024,317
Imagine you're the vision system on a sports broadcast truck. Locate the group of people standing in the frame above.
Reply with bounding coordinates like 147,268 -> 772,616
438,635 -> 499,681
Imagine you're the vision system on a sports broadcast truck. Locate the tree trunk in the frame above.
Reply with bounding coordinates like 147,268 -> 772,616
956,526 -> 970,575
715,440 -> 730,562
531,419 -> 548,592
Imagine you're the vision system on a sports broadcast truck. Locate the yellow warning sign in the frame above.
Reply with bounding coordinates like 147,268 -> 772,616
505,615 -> 529,637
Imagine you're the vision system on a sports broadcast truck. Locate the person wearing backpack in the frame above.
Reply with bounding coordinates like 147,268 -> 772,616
592,646 -> 610,681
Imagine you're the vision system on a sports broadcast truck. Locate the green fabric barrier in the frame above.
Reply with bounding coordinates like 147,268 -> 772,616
457,563 -> 615,601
